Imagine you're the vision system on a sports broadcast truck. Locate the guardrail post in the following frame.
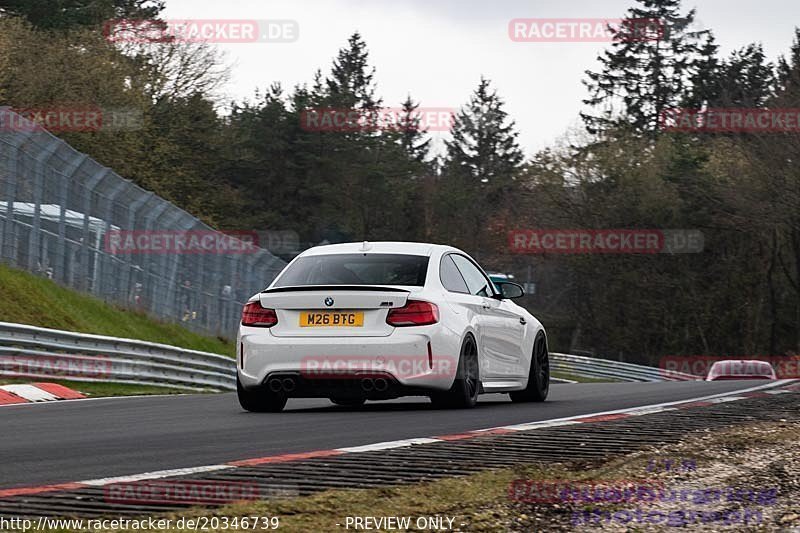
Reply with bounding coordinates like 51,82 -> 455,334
55,153 -> 88,285
95,181 -> 128,296
80,168 -> 110,292
28,138 -> 60,273
120,192 -> 156,306
0,123 -> 35,267
161,215 -> 197,322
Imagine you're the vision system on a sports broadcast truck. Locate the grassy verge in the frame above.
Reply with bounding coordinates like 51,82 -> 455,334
0,263 -> 234,356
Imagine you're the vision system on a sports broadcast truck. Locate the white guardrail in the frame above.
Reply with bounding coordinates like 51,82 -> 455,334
550,352 -> 696,382
0,322 -> 695,391
0,321 -> 236,391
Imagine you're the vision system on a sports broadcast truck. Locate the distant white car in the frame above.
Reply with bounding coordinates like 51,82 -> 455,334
705,360 -> 777,381
237,242 -> 549,411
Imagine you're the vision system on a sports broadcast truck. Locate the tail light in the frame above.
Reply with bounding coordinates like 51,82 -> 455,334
241,301 -> 278,327
386,300 -> 439,327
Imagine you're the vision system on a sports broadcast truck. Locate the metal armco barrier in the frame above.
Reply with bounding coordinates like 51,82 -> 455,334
550,352 -> 696,382
0,321 -> 236,391
0,321 -> 693,393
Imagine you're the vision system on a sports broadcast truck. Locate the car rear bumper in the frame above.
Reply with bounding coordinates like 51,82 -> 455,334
256,371 -> 441,400
237,325 -> 460,394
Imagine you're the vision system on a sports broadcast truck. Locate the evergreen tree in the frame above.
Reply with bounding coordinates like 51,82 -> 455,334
397,95 -> 432,164
289,32 -> 425,241
439,77 -> 523,250
0,0 -> 164,31
581,0 -> 715,135
777,28 -> 800,98
326,32 -> 381,111
444,77 -> 523,189
689,43 -> 775,108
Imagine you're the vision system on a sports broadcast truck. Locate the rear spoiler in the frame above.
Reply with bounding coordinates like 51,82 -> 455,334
262,285 -> 411,294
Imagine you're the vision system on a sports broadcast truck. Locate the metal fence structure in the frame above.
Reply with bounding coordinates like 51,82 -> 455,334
0,108 -> 286,338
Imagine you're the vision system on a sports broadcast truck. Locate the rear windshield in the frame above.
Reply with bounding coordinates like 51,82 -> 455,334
273,254 -> 429,287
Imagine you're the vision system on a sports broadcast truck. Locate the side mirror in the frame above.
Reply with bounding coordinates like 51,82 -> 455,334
494,281 -> 524,300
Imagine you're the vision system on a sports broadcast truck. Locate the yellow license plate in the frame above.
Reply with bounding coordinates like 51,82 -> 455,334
300,311 -> 364,327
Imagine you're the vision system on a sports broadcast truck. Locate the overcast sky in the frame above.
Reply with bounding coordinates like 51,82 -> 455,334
162,0 -> 800,156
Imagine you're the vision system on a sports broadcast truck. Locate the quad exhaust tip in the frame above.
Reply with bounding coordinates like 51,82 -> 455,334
361,377 -> 389,392
267,377 -> 297,393
267,375 -> 389,393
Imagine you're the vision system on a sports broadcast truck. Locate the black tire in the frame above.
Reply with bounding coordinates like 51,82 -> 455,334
430,335 -> 480,409
329,397 -> 366,407
510,333 -> 549,403
237,375 -> 287,412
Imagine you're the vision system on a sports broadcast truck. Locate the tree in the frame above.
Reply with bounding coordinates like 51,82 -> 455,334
397,95 -> 432,164
777,28 -> 800,98
215,33 -> 430,243
581,0 -> 715,135
119,38 -> 230,103
438,77 -> 523,251
688,43 -> 774,108
217,83 -> 314,234
0,16 -> 241,229
0,0 -> 164,31
444,77 -> 523,189
326,32 -> 381,111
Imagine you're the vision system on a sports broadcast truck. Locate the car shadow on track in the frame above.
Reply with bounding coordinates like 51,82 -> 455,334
278,395 -> 542,413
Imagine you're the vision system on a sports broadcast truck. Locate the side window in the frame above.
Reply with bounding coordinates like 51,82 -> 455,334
451,255 -> 493,297
439,255 -> 469,293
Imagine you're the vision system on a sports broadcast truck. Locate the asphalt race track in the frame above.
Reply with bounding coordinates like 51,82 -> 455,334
0,381 -> 771,489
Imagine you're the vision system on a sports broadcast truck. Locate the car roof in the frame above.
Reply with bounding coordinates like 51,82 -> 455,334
709,359 -> 773,369
299,241 -> 462,257
708,359 -> 776,375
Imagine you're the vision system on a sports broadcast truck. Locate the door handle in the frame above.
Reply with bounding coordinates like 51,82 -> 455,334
519,317 -> 526,325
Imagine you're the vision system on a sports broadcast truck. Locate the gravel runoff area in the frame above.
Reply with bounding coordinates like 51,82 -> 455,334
473,420 -> 800,532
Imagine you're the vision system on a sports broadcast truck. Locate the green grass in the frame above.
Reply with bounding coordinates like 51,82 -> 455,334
0,263 -> 234,357
551,370 -> 619,383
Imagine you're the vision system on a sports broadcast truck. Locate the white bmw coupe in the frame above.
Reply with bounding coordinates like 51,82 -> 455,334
237,242 -> 549,411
